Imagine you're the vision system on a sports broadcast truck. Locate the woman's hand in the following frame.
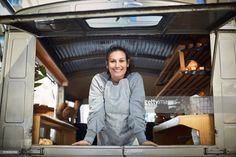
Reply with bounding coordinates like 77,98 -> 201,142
142,140 -> 158,147
72,140 -> 91,146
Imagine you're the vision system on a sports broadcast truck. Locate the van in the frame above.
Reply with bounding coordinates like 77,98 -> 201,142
0,0 -> 236,156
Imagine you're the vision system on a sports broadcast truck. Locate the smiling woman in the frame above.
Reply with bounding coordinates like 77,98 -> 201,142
72,46 -> 158,146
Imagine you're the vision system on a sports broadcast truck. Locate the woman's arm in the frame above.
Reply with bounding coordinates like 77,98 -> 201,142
128,73 -> 158,146
73,73 -> 106,145
128,72 -> 147,144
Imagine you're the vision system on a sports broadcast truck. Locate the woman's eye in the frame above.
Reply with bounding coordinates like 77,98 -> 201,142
119,60 -> 125,63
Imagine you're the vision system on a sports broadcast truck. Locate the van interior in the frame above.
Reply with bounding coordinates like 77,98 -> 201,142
0,0 -> 236,154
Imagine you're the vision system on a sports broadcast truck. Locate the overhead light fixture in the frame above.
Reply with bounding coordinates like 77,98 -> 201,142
86,15 -> 162,28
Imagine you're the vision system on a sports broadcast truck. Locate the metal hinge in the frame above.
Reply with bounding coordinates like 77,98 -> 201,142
204,147 -> 226,155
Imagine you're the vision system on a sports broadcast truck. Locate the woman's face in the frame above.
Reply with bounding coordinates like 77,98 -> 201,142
107,50 -> 129,81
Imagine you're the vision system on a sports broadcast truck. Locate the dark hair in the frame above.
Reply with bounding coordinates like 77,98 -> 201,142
106,46 -> 134,76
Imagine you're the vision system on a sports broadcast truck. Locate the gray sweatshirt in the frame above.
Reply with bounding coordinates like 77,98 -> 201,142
84,72 -> 147,146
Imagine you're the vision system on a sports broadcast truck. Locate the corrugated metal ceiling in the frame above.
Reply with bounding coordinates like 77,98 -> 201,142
40,35 -> 190,78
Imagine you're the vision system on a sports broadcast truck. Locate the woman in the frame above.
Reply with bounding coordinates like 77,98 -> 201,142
73,46 -> 158,146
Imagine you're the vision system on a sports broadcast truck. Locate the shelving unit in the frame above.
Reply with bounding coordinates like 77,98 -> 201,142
156,41 -> 211,96
32,114 -> 77,145
157,70 -> 211,96
153,39 -> 214,145
155,44 -> 186,85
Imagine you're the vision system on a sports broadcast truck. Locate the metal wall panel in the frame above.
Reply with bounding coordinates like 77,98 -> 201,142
0,32 -> 36,149
219,34 -> 236,78
222,82 -> 236,123
3,126 -> 24,149
224,125 -> 236,152
5,81 -> 25,122
218,33 -> 236,123
9,38 -> 27,78
212,32 -> 236,153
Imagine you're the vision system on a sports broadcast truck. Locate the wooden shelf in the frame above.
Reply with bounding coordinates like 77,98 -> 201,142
156,70 -> 211,96
153,114 -> 215,145
156,41 -> 211,96
156,43 -> 211,86
32,114 -> 77,145
155,44 -> 185,85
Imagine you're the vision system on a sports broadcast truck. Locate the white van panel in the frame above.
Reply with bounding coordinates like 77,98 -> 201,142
37,2 -> 119,13
0,32 -> 35,149
38,5 -> 74,13
224,125 -> 236,152
5,81 -> 25,122
222,82 -> 236,123
16,0 -> 185,15
219,34 -> 236,124
218,34 -> 236,78
9,38 -> 28,78
212,32 -> 236,153
3,126 -> 24,149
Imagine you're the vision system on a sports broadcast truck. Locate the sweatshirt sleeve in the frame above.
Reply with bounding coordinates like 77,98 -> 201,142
127,72 -> 147,145
84,73 -> 106,144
